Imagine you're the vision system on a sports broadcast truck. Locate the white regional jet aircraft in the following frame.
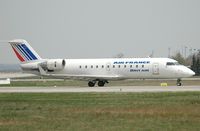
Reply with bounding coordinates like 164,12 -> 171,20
8,39 -> 195,87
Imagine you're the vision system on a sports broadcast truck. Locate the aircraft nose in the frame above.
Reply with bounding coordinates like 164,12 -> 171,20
185,68 -> 195,77
181,67 -> 195,77
189,70 -> 195,76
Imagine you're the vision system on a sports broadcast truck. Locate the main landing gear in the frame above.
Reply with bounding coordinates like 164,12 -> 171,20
88,80 -> 108,87
176,78 -> 182,86
88,81 -> 96,87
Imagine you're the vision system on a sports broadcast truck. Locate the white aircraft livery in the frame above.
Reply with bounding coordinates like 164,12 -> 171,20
8,39 -> 195,87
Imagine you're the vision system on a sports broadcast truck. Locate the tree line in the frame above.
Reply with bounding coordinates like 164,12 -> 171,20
171,51 -> 200,76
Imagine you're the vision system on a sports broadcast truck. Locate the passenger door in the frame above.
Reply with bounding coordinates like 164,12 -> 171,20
152,63 -> 159,75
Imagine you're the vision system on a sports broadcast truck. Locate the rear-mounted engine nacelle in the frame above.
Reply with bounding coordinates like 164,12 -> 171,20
45,59 -> 66,71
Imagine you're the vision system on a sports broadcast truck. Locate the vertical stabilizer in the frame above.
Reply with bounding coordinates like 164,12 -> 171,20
9,39 -> 42,63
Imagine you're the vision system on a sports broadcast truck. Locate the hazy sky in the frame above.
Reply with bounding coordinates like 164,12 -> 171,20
0,0 -> 200,64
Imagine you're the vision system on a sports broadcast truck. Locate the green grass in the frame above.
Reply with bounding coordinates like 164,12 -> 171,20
0,92 -> 200,130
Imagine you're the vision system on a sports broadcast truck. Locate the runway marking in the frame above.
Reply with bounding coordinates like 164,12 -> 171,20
0,86 -> 200,93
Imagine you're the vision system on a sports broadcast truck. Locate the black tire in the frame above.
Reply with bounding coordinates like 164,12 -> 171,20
177,83 -> 182,86
98,81 -> 105,87
88,81 -> 95,87
176,79 -> 182,86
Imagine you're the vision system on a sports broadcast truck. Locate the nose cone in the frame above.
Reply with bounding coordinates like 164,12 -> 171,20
178,66 -> 195,77
189,70 -> 195,76
184,68 -> 195,77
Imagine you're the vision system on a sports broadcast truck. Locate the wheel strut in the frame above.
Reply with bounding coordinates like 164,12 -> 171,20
176,79 -> 182,86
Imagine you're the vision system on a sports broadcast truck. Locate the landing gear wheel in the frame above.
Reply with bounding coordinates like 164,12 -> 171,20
176,79 -> 182,86
88,81 -> 96,87
98,81 -> 105,87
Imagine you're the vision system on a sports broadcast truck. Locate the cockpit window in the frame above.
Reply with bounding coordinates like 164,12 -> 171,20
166,62 -> 180,66
166,62 -> 175,65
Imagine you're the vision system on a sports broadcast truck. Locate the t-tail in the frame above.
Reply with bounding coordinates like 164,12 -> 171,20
9,39 -> 42,63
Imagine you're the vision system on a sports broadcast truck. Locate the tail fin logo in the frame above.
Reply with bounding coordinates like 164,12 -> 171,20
11,45 -> 25,62
11,43 -> 39,62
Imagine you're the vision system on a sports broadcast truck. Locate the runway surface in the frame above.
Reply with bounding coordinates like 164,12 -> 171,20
0,86 -> 200,93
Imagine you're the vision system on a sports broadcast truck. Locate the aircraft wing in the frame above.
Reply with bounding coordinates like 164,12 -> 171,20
43,74 -> 121,80
38,65 -> 122,80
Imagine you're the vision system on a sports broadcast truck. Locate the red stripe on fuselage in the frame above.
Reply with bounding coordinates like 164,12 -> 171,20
12,46 -> 25,62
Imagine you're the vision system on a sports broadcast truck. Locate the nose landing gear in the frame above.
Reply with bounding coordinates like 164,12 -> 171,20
176,78 -> 182,86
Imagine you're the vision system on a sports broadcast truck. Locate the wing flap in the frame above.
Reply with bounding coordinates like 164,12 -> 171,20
43,74 -> 120,80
